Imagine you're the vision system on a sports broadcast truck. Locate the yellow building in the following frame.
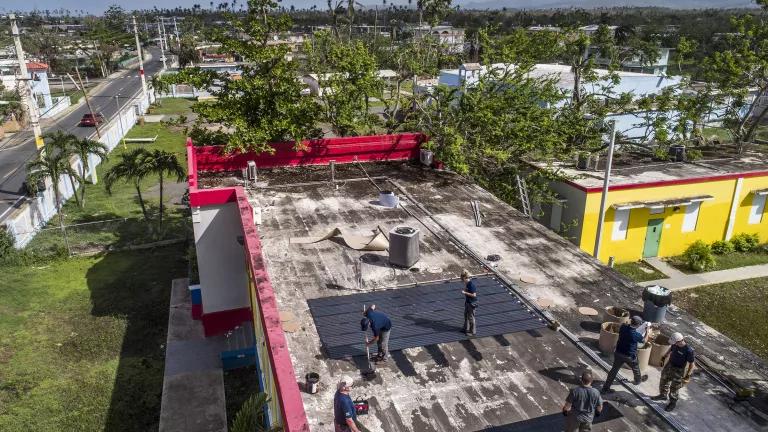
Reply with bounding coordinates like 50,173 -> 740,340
535,155 -> 768,263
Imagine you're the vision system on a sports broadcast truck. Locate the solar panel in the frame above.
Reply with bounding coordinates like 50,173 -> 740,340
307,276 -> 547,359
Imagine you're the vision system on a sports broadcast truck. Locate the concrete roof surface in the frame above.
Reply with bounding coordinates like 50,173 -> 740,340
201,162 -> 768,431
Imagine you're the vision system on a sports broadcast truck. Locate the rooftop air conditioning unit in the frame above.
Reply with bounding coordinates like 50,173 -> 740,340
388,226 -> 420,268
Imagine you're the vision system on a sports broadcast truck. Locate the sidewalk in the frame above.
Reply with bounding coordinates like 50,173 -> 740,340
641,257 -> 768,290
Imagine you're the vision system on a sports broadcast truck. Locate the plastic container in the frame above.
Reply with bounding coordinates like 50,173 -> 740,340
650,334 -> 672,367
598,322 -> 621,354
379,191 -> 399,208
642,285 -> 673,323
305,372 -> 319,394
604,306 -> 630,325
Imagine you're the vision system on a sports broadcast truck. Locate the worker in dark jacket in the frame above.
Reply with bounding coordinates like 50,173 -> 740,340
652,332 -> 695,412
461,270 -> 478,336
601,316 -> 649,393
333,376 -> 362,432
563,370 -> 603,432
362,305 -> 392,361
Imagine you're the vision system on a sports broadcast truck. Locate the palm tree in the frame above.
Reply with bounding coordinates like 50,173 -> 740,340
141,149 -> 185,233
230,393 -> 283,432
103,148 -> 152,222
26,143 -> 81,255
63,135 -> 108,207
42,131 -> 81,208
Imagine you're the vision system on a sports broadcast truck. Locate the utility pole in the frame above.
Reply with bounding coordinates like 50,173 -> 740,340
10,14 -> 44,150
157,19 -> 167,70
593,120 -> 618,260
75,65 -> 101,138
132,16 -> 148,103
173,17 -> 181,50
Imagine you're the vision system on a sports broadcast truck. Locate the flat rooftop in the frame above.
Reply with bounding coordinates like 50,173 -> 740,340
201,161 -> 768,431
537,151 -> 768,190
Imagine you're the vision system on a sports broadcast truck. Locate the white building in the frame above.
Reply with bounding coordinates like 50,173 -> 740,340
0,60 -> 70,118
412,25 -> 465,54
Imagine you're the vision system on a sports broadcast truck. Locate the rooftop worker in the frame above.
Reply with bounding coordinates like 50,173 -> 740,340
601,316 -> 649,394
362,305 -> 392,362
461,270 -> 478,336
652,332 -> 695,412
333,376 -> 362,432
563,370 -> 603,432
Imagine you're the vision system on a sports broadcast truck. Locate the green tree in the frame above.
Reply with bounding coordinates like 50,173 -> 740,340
67,136 -> 109,207
141,149 -> 185,234
41,131 -> 82,208
160,0 -> 320,153
305,32 -> 382,136
229,392 -> 283,432
176,35 -> 202,67
26,141 -> 81,254
104,148 -> 152,222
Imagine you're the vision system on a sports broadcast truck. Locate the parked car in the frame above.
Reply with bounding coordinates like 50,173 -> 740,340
78,112 -> 105,127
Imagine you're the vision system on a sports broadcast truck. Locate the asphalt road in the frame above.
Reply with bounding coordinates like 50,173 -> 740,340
0,47 -> 165,222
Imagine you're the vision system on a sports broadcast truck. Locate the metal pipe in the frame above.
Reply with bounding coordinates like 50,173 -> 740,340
593,120 -> 617,260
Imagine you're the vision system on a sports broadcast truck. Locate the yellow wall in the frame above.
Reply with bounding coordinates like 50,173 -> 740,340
733,176 -> 768,241
576,177 -> 762,263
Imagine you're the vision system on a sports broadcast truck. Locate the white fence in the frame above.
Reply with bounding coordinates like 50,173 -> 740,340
4,91 -> 154,248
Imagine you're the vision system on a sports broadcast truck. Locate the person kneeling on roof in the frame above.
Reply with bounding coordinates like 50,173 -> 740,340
362,305 -> 392,362
334,376 -> 362,432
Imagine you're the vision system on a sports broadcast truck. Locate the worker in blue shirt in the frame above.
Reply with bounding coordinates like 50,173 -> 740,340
362,305 -> 392,361
333,376 -> 362,432
461,270 -> 478,336
652,332 -> 695,412
601,316 -> 649,393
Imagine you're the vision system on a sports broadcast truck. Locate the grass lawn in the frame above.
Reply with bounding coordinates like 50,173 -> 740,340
148,98 -> 195,115
676,277 -> 768,361
0,245 -> 187,431
702,127 -> 733,142
614,260 -> 666,282
26,99 -> 193,255
668,249 -> 768,274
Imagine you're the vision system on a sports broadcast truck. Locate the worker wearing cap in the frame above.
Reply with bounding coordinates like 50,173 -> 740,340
363,306 -> 392,362
652,332 -> 695,412
601,316 -> 649,393
461,270 -> 478,336
562,370 -> 603,432
333,376 -> 362,432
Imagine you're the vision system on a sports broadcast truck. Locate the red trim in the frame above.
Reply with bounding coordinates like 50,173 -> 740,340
235,188 -> 310,431
191,303 -> 203,320
567,170 -> 768,193
194,133 -> 425,172
200,307 -> 253,337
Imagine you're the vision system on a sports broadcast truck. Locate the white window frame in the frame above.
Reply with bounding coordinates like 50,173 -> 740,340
749,193 -> 767,225
612,208 -> 630,241
682,202 -> 701,233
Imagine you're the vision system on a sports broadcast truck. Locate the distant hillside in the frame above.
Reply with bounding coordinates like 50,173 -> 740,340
459,0 -> 758,10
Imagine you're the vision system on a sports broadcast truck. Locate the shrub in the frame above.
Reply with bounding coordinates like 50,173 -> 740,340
710,240 -> 735,255
683,240 -> 716,272
730,233 -> 760,252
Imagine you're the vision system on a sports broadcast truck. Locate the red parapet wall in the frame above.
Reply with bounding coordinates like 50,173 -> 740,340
200,307 -> 253,337
194,133 -> 426,172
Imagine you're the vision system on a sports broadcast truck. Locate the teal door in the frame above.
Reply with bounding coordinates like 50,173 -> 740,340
643,219 -> 664,258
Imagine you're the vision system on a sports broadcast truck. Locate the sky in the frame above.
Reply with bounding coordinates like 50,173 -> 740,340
0,0 -> 758,14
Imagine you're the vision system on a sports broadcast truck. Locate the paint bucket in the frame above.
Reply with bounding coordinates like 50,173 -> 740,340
604,306 -> 630,325
305,372 -> 320,394
624,342 -> 652,373
649,334 -> 672,367
598,322 -> 621,354
420,148 -> 434,166
379,190 -> 398,208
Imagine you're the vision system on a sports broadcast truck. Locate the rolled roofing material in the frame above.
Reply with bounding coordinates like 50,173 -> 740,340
290,228 -> 390,251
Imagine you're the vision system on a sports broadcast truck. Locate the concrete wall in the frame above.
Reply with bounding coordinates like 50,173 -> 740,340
40,96 -> 71,118
192,202 -> 250,314
545,181 -> 587,244
5,91 -> 154,247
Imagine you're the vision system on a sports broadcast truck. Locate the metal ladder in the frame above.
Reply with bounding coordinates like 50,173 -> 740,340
516,175 -> 531,217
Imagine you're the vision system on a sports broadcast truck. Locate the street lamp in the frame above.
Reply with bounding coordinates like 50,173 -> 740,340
593,119 -> 618,261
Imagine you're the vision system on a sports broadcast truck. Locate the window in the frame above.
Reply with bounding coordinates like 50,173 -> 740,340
749,194 -> 767,225
682,202 -> 701,232
612,208 -> 630,240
